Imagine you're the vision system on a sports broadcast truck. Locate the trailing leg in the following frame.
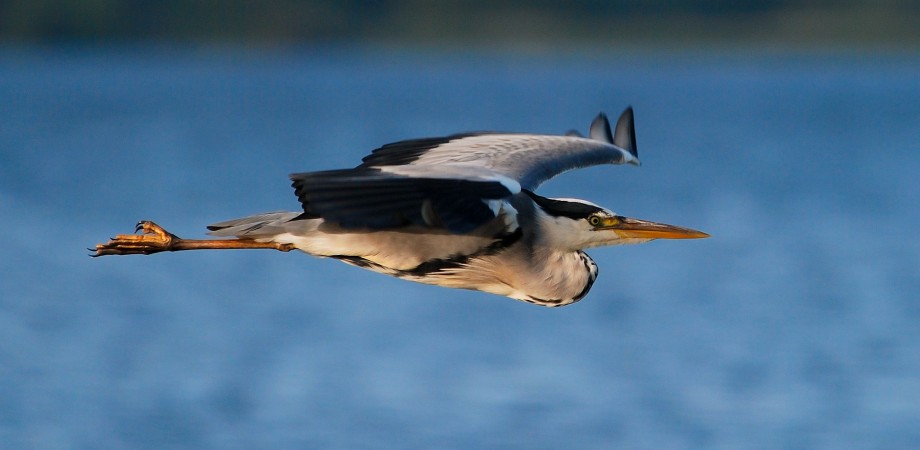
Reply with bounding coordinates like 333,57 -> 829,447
92,221 -> 295,256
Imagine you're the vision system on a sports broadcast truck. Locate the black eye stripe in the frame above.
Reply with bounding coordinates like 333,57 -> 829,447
523,190 -> 604,220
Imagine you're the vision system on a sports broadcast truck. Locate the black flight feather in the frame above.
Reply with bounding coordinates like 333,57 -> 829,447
290,168 -> 513,233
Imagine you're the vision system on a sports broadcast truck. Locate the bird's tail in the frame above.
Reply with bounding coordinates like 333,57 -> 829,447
206,211 -> 303,238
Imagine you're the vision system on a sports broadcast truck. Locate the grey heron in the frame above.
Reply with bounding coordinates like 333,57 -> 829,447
93,108 -> 708,306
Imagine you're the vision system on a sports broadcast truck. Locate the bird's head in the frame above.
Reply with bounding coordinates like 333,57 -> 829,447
525,191 -> 709,250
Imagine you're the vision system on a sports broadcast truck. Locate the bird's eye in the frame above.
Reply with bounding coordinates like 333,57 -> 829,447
588,215 -> 601,226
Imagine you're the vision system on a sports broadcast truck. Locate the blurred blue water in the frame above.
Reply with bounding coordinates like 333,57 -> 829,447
1,46 -> 919,449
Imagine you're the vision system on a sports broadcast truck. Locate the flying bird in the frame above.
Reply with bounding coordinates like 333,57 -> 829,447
93,108 -> 708,306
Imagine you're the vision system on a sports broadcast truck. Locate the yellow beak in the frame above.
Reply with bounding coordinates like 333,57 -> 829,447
600,216 -> 710,240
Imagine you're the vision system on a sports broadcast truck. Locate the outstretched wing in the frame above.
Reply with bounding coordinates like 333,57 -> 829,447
284,108 -> 636,234
290,166 -> 519,234
358,108 -> 640,190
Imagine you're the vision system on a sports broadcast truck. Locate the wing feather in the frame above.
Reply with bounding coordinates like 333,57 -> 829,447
290,167 -> 516,233
358,108 -> 639,190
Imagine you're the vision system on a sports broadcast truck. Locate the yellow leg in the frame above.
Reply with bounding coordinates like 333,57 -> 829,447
92,221 -> 294,256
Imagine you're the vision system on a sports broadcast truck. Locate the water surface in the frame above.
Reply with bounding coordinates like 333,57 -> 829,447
1,46 -> 918,449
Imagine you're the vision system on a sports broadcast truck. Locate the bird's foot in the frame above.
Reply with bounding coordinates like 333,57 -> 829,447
92,221 -> 178,256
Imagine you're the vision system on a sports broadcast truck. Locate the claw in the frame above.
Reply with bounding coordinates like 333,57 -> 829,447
91,220 -> 177,256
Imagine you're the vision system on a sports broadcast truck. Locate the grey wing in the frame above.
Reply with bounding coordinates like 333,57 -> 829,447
359,107 -> 640,190
289,167 -> 518,234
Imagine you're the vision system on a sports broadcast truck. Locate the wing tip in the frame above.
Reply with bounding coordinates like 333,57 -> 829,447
613,106 -> 638,159
589,112 -> 613,144
588,107 -> 638,161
